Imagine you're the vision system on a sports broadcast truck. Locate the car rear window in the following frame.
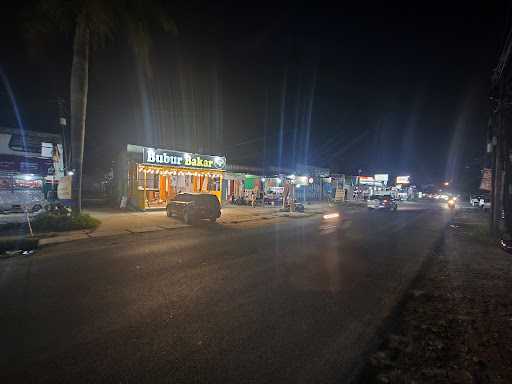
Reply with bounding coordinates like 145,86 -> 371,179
175,194 -> 191,202
194,194 -> 220,208
373,195 -> 392,200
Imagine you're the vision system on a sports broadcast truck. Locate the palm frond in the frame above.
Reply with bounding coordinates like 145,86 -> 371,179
123,0 -> 178,78
82,0 -> 118,49
21,0 -> 75,59
24,0 -> 177,75
128,20 -> 153,78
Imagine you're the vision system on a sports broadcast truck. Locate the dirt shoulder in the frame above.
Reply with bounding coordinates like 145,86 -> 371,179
359,209 -> 512,384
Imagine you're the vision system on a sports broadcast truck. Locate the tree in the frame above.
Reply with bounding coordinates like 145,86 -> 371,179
26,0 -> 176,214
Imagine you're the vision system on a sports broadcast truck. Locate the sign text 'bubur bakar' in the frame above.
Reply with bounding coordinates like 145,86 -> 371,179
142,147 -> 226,170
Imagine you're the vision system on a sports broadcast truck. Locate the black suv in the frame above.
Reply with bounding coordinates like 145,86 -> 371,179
166,193 -> 221,224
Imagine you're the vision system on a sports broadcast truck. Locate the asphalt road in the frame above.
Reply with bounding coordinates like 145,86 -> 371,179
0,202 -> 450,383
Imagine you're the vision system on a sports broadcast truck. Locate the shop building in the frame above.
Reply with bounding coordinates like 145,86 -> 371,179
295,165 -> 331,201
117,144 -> 226,210
223,164 -> 265,203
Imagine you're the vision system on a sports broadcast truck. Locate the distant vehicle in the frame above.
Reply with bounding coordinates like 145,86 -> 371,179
470,195 -> 483,207
0,174 -> 47,214
284,200 -> 304,212
0,128 -> 64,213
447,198 -> 456,210
166,192 -> 221,224
367,195 -> 398,211
397,192 -> 408,201
479,198 -> 491,211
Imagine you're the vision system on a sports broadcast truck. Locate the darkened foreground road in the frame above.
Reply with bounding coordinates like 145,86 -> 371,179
1,203 -> 450,383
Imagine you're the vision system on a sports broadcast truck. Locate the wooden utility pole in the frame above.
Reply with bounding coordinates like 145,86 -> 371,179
490,25 -> 512,235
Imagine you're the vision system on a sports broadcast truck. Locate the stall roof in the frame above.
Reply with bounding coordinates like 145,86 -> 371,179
0,126 -> 61,142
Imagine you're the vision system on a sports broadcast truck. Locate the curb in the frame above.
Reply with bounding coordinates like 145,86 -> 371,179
38,224 -> 193,246
35,210 -> 330,247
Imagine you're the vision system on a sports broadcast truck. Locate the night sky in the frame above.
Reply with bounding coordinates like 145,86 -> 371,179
0,1 -> 510,187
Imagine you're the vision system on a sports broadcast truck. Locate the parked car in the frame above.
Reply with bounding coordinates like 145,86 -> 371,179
470,195 -> 483,207
367,195 -> 398,211
166,192 -> 221,224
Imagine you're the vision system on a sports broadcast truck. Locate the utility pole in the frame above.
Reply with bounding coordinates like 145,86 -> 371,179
490,24 -> 512,236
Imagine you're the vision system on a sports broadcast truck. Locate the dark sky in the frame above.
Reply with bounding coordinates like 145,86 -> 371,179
0,1 -> 510,186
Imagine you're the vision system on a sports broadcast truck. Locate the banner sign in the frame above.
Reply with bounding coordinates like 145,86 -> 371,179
374,174 -> 389,184
480,168 -> 492,192
142,147 -> 226,171
396,176 -> 410,184
358,176 -> 375,185
57,175 -> 72,200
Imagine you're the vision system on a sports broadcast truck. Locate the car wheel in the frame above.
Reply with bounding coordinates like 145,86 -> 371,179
209,217 -> 217,223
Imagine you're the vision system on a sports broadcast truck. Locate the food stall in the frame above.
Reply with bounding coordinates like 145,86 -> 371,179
117,144 -> 226,210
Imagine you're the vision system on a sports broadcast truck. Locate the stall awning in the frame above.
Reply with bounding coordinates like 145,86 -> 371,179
137,164 -> 224,177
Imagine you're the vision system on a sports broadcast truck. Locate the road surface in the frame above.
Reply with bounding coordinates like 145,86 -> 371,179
0,202 -> 450,383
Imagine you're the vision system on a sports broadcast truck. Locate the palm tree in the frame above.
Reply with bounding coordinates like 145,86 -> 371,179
26,0 -> 176,214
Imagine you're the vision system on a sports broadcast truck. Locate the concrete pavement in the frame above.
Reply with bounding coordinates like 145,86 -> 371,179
37,202 -> 333,246
0,202 -> 450,383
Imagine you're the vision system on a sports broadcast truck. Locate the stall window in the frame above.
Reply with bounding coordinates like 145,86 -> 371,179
207,176 -> 221,192
137,170 -> 160,189
147,173 -> 160,189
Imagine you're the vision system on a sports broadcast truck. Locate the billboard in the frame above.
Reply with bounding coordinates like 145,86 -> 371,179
374,174 -> 389,184
358,176 -> 375,185
396,176 -> 410,184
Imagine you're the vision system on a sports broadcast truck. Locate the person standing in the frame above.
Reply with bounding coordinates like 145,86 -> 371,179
251,191 -> 256,208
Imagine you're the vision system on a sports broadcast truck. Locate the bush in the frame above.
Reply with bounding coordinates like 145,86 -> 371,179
31,212 -> 100,232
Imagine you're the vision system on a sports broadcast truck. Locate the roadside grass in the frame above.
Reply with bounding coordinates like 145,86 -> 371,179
32,212 -> 100,232
0,212 -> 100,234
459,221 -> 493,245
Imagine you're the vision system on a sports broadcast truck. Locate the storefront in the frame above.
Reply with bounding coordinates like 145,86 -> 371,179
117,144 -> 226,210
224,172 -> 245,202
222,164 -> 266,204
354,175 -> 389,199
